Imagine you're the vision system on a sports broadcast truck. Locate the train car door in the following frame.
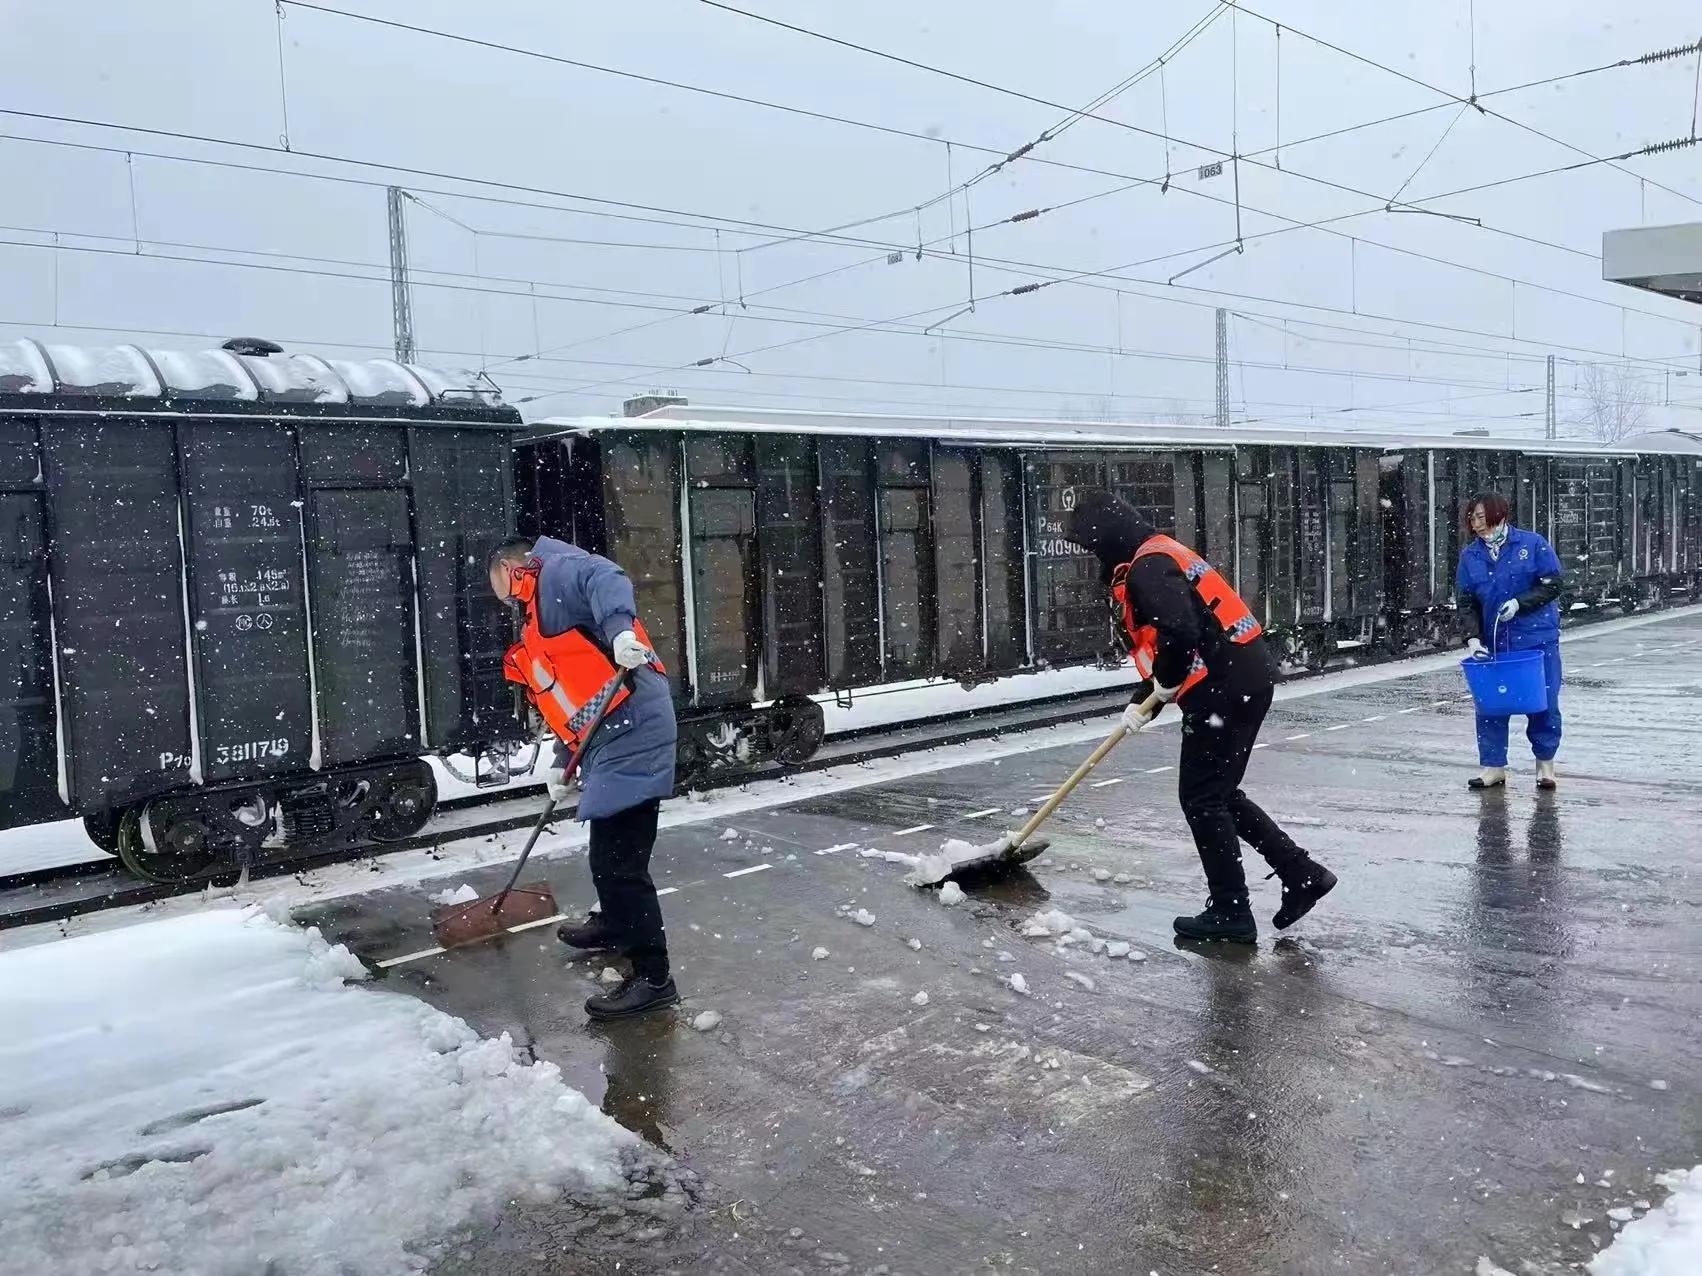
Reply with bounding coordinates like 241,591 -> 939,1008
0,417 -> 62,826
755,435 -> 826,697
600,433 -> 688,697
978,451 -> 1027,672
930,446 -> 982,677
819,437 -> 881,687
684,434 -> 760,707
875,440 -> 935,681
1234,447 -> 1272,624
1025,452 -> 1109,664
41,417 -> 194,809
301,426 -> 420,766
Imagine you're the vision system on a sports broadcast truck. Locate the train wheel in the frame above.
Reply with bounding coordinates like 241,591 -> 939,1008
367,765 -> 438,843
772,697 -> 826,766
116,807 -> 218,884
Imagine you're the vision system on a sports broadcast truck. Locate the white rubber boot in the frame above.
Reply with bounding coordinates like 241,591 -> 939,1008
1469,767 -> 1507,790
1535,760 -> 1558,790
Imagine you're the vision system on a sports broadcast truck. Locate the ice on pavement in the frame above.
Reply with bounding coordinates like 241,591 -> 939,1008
910,991 -> 930,1007
1586,1166 -> 1702,1275
811,946 -> 830,960
1008,973 -> 1031,995
429,883 -> 480,906
719,827 -> 740,841
691,1011 -> 723,1032
1063,971 -> 1097,992
0,909 -> 639,1276
937,881 -> 966,907
849,908 -> 876,927
1020,908 -> 1079,938
599,965 -> 623,984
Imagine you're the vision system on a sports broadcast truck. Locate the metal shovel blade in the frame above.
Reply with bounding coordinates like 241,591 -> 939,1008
431,882 -> 560,950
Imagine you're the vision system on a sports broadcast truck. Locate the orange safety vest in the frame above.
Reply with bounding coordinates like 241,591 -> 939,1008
501,560 -> 665,752
1110,534 -> 1262,701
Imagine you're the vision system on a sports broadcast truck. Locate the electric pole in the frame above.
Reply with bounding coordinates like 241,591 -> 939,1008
387,186 -> 415,364
1215,308 -> 1229,428
1545,354 -> 1556,440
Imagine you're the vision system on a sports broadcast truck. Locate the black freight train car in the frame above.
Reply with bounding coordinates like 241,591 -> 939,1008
518,407 -> 1702,786
0,337 -> 524,881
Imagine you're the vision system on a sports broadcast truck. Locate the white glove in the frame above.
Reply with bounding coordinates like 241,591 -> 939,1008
1496,598 -> 1519,623
1151,681 -> 1182,704
1465,637 -> 1486,658
1122,701 -> 1155,734
545,769 -> 575,802
612,629 -> 652,670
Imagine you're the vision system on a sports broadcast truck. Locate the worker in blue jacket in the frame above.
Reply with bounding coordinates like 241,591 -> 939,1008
489,535 -> 679,1020
1455,492 -> 1565,792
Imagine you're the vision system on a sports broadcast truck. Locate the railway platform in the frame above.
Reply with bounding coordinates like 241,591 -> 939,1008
301,608 -> 1702,1276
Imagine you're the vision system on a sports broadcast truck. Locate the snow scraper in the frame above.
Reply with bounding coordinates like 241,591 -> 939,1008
431,671 -> 632,950
906,693 -> 1159,888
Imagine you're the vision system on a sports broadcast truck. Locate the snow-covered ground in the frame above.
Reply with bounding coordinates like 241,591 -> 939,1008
0,908 -> 657,1276
1584,1166 -> 1702,1276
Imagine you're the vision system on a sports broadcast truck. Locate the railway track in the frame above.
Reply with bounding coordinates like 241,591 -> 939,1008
0,682 -> 1143,932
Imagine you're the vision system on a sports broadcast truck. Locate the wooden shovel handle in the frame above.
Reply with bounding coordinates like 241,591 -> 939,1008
1007,693 -> 1160,850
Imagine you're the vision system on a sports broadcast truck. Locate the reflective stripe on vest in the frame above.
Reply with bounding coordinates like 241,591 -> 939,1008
501,559 -> 665,751
1110,534 -> 1262,701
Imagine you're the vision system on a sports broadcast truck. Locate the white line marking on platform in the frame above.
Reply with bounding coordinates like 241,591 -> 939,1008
1397,707 -> 1422,714
962,807 -> 1001,820
723,864 -> 771,879
893,823 -> 934,836
1362,715 -> 1386,723
814,843 -> 857,856
377,946 -> 442,969
1145,766 -> 1172,774
1090,777 -> 1125,787
1326,724 -> 1352,732
507,911 -> 568,935
1252,742 -> 1269,749
657,887 -> 679,896
1285,732 -> 1312,741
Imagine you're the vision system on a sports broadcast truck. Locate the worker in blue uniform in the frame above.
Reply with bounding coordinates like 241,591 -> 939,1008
1455,491 -> 1565,791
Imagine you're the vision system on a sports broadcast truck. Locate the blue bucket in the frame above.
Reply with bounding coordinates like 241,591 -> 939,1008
1461,648 -> 1548,715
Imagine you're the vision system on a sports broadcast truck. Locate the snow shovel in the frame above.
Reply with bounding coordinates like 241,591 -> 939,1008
907,693 -> 1160,887
431,670 -> 633,950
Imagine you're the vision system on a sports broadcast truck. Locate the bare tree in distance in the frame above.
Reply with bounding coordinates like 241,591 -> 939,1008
1569,363 -> 1652,444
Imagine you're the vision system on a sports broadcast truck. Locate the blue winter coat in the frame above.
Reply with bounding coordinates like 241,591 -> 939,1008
1455,526 -> 1564,651
529,536 -> 677,820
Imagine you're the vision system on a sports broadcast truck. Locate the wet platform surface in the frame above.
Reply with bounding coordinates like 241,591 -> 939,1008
305,614 -> 1702,1276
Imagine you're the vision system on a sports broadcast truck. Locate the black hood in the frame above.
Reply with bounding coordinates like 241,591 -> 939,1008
1061,489 -> 1156,584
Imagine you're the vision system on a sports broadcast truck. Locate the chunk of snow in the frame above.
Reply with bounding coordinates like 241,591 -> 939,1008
1113,873 -> 1134,885
1649,1079 -> 1670,1091
1588,1165 -> 1702,1275
0,910 -> 640,1276
937,881 -> 966,907
599,966 -> 623,984
1105,941 -> 1132,959
906,937 -> 923,950
1476,1260 -> 1516,1276
429,883 -> 479,906
1063,971 -> 1097,992
719,827 -> 739,841
849,909 -> 876,927
1009,807 -> 1029,817
1092,868 -> 1112,882
1609,1207 -> 1636,1224
1094,817 -> 1106,828
691,1011 -> 723,1032
1008,973 -> 1031,996
973,1023 -> 991,1033
1126,948 -> 1147,962
811,947 -> 830,961
910,991 -> 930,1007
1186,1059 -> 1213,1075
1021,908 -> 1078,938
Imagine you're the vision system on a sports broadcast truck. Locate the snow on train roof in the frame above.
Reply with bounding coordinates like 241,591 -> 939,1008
0,338 -> 503,408
535,403 -> 1665,458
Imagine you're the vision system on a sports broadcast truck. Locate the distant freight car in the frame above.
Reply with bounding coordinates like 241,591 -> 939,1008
519,406 -> 1702,785
0,337 -> 524,881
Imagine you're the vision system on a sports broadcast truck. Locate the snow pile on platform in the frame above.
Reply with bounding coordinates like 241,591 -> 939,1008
1588,1166 -> 1702,1276
0,909 -> 639,1275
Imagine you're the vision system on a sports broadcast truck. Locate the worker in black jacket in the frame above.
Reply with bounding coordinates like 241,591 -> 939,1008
1064,489 -> 1336,943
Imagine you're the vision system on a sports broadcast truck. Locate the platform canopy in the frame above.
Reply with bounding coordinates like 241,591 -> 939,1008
1602,221 -> 1702,306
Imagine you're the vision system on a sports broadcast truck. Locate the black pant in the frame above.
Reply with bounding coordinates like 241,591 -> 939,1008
1177,683 -> 1306,910
589,799 -> 669,982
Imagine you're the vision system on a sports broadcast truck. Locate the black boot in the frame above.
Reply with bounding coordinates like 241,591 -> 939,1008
585,972 -> 678,1021
1271,860 -> 1337,930
556,914 -> 616,951
1173,897 -> 1257,943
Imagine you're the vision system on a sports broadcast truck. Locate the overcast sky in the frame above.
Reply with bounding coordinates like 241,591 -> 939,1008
2,0 -> 1700,436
